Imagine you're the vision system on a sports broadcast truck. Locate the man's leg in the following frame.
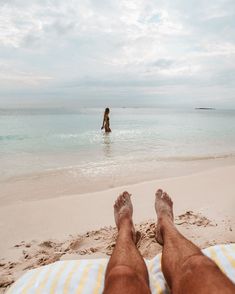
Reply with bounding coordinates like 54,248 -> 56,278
104,192 -> 151,294
155,189 -> 235,294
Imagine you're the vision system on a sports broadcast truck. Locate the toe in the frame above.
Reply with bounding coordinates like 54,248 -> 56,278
117,196 -> 122,206
165,192 -> 169,199
117,195 -> 123,207
156,189 -> 163,198
163,192 -> 173,207
120,197 -> 125,206
123,191 -> 131,201
162,192 -> 168,201
168,196 -> 173,206
164,191 -> 171,200
123,191 -> 130,199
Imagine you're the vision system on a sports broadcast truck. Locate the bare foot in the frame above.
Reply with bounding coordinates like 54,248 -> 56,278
155,189 -> 174,245
114,191 -> 137,242
114,191 -> 133,228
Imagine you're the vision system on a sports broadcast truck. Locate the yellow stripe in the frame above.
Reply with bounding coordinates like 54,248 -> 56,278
155,282 -> 163,294
35,265 -> 54,294
49,262 -> 69,293
208,247 -> 225,274
75,263 -> 92,294
221,246 -> 235,270
149,260 -> 155,273
21,269 -> 41,294
93,264 -> 105,294
154,257 -> 163,294
63,261 -> 81,293
149,255 -> 161,273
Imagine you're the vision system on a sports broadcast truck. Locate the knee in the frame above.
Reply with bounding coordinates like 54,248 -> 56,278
105,265 -> 150,293
106,265 -> 139,282
182,254 -> 217,273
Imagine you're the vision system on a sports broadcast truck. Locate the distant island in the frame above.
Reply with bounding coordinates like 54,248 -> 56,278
195,107 -> 216,110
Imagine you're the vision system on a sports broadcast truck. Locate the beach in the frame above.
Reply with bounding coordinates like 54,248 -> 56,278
1,108 -> 235,291
0,164 -> 235,292
2,0 -> 235,291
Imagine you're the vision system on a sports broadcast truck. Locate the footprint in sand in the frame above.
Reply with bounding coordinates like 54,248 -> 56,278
175,211 -> 215,227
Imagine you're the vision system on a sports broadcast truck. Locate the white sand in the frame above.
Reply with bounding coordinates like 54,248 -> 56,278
0,165 -> 235,291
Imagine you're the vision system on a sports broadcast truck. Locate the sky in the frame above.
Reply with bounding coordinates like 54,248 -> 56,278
0,0 -> 235,108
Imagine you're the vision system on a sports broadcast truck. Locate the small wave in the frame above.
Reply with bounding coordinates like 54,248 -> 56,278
112,152 -> 235,163
0,135 -> 28,141
55,132 -> 103,144
57,134 -> 81,139
157,153 -> 235,162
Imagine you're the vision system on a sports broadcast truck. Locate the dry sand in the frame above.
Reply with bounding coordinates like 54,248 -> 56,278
0,165 -> 235,292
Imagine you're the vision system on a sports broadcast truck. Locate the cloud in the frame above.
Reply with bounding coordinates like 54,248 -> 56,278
0,0 -> 235,107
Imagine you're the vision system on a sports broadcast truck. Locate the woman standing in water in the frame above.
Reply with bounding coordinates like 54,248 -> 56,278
101,108 -> 111,132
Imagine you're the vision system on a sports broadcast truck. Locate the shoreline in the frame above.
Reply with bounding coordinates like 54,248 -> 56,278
1,156 -> 235,206
0,163 -> 235,291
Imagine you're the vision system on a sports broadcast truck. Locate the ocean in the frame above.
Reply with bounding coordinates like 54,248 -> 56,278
0,107 -> 235,189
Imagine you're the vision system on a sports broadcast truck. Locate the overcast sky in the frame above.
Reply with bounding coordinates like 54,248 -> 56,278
0,0 -> 235,108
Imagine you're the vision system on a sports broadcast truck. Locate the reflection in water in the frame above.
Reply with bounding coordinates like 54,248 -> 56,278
102,133 -> 112,158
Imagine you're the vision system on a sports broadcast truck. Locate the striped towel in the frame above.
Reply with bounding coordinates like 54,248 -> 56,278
7,244 -> 235,294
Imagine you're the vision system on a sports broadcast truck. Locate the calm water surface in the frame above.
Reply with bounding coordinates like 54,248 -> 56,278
0,107 -> 235,182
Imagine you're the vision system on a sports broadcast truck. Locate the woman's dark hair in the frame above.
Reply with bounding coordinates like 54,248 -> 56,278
105,108 -> 110,114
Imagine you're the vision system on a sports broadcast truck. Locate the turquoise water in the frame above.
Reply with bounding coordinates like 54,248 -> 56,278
0,107 -> 235,182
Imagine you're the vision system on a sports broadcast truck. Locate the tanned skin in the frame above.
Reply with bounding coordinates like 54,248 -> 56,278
103,190 -> 235,294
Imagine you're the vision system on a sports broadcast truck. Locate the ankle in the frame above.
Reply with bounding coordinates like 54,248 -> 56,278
118,216 -> 133,230
158,216 -> 173,234
158,214 -> 173,225
118,219 -> 136,242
